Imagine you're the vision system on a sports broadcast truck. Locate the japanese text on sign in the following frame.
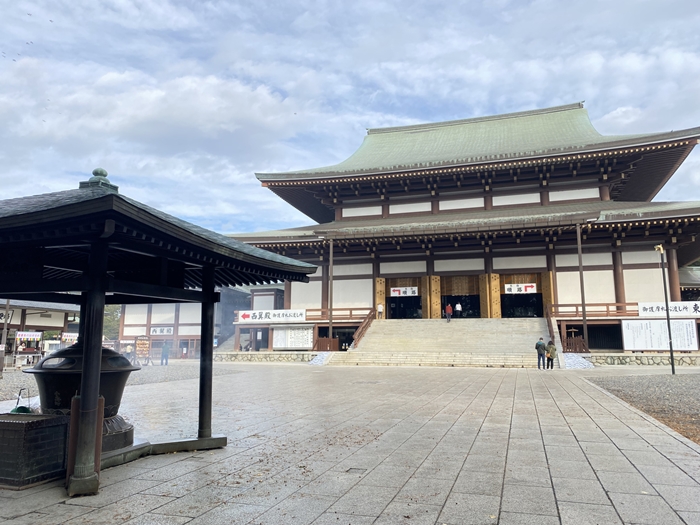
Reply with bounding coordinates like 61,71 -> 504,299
639,301 -> 700,318
504,283 -> 537,294
150,326 -> 174,336
236,309 -> 307,323
389,287 -> 418,297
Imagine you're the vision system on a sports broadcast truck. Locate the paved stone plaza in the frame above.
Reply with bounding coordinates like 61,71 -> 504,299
2,364 -> 700,524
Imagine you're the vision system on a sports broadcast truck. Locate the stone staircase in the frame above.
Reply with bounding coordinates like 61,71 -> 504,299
328,318 -> 556,368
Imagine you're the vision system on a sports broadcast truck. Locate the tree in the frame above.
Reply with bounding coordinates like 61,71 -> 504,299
103,305 -> 121,340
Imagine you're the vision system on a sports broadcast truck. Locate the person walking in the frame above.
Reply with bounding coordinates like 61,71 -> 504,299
161,340 -> 170,366
377,303 -> 384,319
546,340 -> 557,370
535,337 -> 546,369
445,303 -> 453,322
455,302 -> 462,318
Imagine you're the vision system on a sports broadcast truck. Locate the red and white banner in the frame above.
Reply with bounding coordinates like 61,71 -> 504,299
389,287 -> 418,297
236,310 -> 306,323
16,331 -> 42,341
504,283 -> 537,294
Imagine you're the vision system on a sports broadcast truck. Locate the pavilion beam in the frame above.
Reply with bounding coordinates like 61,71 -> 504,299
0,277 -> 88,294
67,241 -> 108,497
108,279 -> 214,303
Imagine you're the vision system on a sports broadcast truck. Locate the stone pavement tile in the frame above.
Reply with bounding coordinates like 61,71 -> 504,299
141,468 -> 216,497
609,438 -> 655,451
636,464 -> 700,486
608,493 -> 685,525
381,449 -> 431,468
504,465 -> 551,487
303,470 -> 365,497
586,453 -> 637,473
187,502 -> 268,525
679,511 -> 700,525
413,456 -> 464,480
359,465 -> 416,488
0,486 -> 75,519
501,484 -> 557,517
150,484 -> 248,517
547,459 -> 597,480
331,454 -> 386,473
130,452 -> 197,470
394,476 -> 453,506
311,512 -> 376,524
623,448 -> 675,467
545,444 -> 587,462
542,433 -> 578,447
373,501 -> 442,525
597,471 -> 656,495
229,477 -> 306,507
570,430 -> 611,443
462,454 -> 506,474
508,438 -> 544,452
100,465 -> 153,487
0,503 -> 93,525
279,460 -> 337,482
250,492 -> 336,525
438,492 -> 499,525
552,477 -> 609,505
63,494 -> 174,525
505,449 -> 548,468
0,480 -> 64,500
132,458 -> 208,482
452,470 -> 503,497
654,484 -> 700,512
558,501 -> 623,525
327,484 -> 399,517
580,441 -> 621,456
123,514 -> 191,525
190,446 -> 251,463
498,511 -> 560,525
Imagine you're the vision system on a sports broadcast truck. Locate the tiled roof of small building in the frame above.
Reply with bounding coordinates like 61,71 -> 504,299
257,103 -> 700,180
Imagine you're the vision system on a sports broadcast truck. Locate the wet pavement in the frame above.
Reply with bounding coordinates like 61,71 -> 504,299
1,364 -> 700,524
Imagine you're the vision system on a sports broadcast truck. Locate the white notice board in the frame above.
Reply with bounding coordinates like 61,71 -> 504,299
622,319 -> 698,351
272,326 -> 314,350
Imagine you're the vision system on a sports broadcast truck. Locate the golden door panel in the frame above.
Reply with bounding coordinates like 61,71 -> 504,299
441,275 -> 480,295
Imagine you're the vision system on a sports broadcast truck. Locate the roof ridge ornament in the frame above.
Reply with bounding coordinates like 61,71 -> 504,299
79,168 -> 119,193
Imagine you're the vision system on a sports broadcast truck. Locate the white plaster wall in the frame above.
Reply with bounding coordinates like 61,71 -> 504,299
332,279 -> 373,307
556,253 -> 613,267
493,255 -> 546,270
124,304 -> 148,325
389,202 -> 431,214
624,268 -> 666,303
493,193 -> 540,206
380,260 -> 427,274
290,281 -> 323,309
622,251 -> 660,265
178,326 -> 201,336
434,258 -> 485,272
25,310 -> 65,328
556,270 -> 616,304
439,197 -> 483,211
334,263 -> 373,276
342,205 -> 382,218
549,188 -> 600,202
178,303 -> 202,323
123,326 -> 147,336
252,295 -> 275,310
151,304 -> 176,324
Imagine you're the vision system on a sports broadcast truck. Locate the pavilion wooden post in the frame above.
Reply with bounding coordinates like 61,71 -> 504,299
67,241 -> 108,497
576,224 -> 589,349
667,247 -> 681,302
612,250 -> 626,311
198,265 -> 216,439
328,240 -> 334,346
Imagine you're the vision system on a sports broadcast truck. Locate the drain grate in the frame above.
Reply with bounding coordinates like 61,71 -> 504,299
346,468 -> 367,474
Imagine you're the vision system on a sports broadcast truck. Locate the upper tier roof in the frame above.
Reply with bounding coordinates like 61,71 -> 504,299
257,103 -> 700,181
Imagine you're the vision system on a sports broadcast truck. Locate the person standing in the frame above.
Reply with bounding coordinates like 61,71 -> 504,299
377,303 -> 384,319
161,340 -> 170,366
546,340 -> 557,370
535,337 -> 546,369
445,303 -> 453,323
455,302 -> 462,318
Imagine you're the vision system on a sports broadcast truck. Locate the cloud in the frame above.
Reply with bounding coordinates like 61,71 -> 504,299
0,0 -> 699,234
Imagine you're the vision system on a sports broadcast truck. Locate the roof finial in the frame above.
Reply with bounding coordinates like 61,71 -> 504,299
79,168 -> 119,192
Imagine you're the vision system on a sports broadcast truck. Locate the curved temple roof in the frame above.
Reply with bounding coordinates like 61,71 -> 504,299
257,103 -> 700,181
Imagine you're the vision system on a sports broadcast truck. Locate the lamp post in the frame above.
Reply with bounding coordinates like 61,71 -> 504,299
654,244 -> 675,375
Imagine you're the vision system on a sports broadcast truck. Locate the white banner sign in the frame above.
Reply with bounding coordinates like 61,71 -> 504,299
639,301 -> 700,318
16,331 -> 42,341
504,283 -> 537,294
389,287 -> 418,297
150,326 -> 174,336
0,310 -> 14,324
237,309 -> 306,323
622,319 -> 698,351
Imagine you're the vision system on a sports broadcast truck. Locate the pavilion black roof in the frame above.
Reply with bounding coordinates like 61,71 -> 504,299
0,173 -> 316,304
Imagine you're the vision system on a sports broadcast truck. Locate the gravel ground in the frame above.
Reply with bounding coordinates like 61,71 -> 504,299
588,373 -> 700,445
0,361 -> 241,403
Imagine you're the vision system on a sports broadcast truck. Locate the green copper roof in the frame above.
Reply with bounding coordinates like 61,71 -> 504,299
257,103 -> 700,181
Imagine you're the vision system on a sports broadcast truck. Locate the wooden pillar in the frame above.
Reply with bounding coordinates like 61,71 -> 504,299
233,326 -> 240,351
328,240 -> 334,341
67,241 -> 108,496
489,273 -> 501,318
284,281 -> 291,309
612,250 -> 626,307
321,263 -> 329,311
540,189 -> 549,206
546,252 -> 558,306
430,276 -> 441,319
600,185 -> 611,201
667,247 -> 681,302
375,277 -> 386,318
541,271 -> 554,313
478,274 -> 490,318
420,276 -> 430,318
198,265 -> 216,439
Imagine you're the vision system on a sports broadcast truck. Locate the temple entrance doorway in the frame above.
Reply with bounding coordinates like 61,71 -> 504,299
385,277 -> 424,319
500,273 -> 544,318
441,275 -> 480,318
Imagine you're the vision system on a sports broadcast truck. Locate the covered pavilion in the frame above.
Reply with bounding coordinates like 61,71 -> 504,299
0,169 -> 316,496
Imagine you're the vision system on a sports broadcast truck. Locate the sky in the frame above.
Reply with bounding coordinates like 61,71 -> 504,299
1,0 -> 700,234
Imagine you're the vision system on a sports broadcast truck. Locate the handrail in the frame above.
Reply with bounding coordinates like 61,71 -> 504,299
351,309 -> 376,349
551,303 -> 639,318
544,305 -> 557,345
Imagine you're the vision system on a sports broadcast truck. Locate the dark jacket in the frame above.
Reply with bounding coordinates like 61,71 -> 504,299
535,341 -> 546,355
